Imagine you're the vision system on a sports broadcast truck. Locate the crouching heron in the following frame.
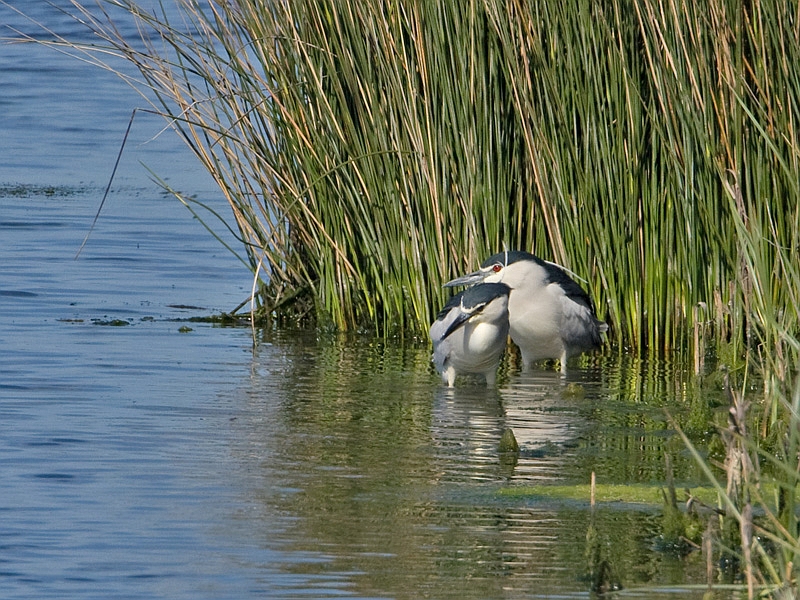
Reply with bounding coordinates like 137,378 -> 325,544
445,250 -> 607,374
429,282 -> 511,387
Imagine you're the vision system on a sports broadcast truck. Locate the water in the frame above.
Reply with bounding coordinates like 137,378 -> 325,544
1,3 -> 734,598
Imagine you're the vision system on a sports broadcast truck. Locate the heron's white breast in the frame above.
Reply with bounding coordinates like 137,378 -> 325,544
508,284 -> 563,336
507,283 -> 565,359
464,321 -> 506,356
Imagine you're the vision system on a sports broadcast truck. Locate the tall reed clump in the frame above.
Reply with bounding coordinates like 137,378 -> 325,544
43,0 -> 798,358
484,0 -> 800,361
56,0 -> 529,332
630,0 -> 800,374
621,2 -> 800,592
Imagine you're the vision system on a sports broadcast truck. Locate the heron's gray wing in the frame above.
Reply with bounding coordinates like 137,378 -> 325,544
429,291 -> 465,345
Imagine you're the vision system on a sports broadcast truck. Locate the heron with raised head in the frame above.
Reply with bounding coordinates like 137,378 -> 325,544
445,250 -> 606,374
429,282 -> 511,387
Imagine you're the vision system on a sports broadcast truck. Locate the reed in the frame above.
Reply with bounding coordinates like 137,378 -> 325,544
20,0 -> 799,361
670,370 -> 800,598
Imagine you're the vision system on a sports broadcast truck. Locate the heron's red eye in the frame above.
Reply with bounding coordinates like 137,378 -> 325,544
492,264 -> 503,273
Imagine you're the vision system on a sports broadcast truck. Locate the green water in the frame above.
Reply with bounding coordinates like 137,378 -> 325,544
225,330 -> 733,598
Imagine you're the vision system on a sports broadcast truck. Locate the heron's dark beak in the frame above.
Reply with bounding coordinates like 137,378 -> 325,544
443,311 -> 472,338
443,271 -> 484,288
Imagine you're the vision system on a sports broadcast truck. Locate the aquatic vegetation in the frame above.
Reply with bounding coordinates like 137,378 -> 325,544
0,183 -> 90,198
11,0 -> 792,361
670,373 -> 800,599
91,318 -> 131,326
497,481 -> 719,507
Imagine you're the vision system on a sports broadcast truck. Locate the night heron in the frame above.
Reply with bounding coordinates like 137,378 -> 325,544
445,250 -> 607,374
429,282 -> 511,387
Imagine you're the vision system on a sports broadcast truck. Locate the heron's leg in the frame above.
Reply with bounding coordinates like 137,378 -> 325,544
519,350 -> 531,373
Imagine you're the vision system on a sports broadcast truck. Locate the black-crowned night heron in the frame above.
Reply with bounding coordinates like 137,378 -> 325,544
445,250 -> 607,374
429,282 -> 511,387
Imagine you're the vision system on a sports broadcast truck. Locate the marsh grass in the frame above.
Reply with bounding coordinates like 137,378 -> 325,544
12,0 -> 797,362
669,372 -> 800,598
